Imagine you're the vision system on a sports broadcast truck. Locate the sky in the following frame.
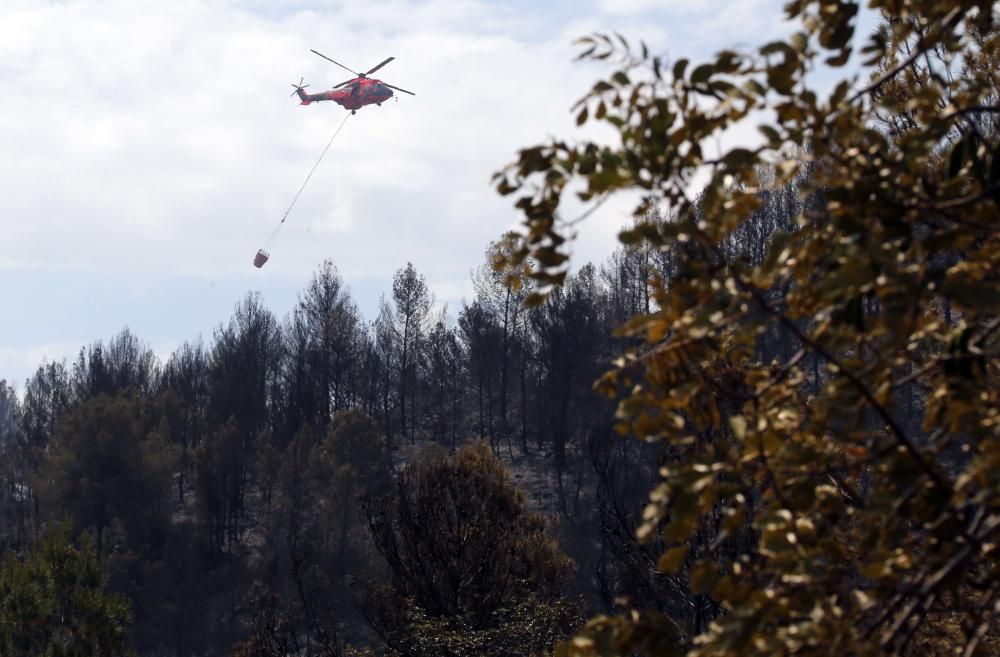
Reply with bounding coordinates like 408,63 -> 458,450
0,0 -> 808,389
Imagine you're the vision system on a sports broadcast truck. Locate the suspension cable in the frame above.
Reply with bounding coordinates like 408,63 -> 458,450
261,112 -> 352,252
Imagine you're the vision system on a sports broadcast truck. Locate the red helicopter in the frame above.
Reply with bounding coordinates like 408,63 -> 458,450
292,50 -> 415,114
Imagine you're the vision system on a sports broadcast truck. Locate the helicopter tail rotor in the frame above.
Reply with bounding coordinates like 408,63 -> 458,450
290,77 -> 312,104
290,77 -> 310,96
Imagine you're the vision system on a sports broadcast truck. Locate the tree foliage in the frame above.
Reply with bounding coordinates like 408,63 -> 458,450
2,257 -> 627,656
362,442 -> 580,656
0,523 -> 132,657
494,1 -> 1000,655
44,394 -> 176,562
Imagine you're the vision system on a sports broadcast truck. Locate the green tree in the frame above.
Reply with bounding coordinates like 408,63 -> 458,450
201,293 -> 282,555
244,411 -> 390,657
471,242 -> 532,450
362,442 -> 580,657
19,362 -> 70,537
389,263 -> 432,445
0,523 -> 132,657
276,410 -> 390,577
421,318 -> 464,450
0,380 -> 25,550
280,261 -> 365,446
161,340 -> 209,505
495,1 -> 1000,655
43,394 -> 175,562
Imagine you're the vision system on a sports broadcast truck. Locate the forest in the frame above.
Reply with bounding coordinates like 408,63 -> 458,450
3,1 -> 1000,656
0,234 -> 694,654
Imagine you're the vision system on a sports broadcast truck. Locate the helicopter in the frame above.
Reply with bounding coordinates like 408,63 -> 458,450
291,50 -> 415,114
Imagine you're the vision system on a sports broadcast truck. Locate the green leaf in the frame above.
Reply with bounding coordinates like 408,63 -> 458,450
758,124 -> 781,144
824,47 -> 852,67
657,546 -> 689,574
619,228 -> 642,246
672,58 -> 689,81
534,247 -> 569,267
722,148 -> 757,170
524,292 -> 547,307
690,560 -> 717,594
760,41 -> 793,57
691,63 -> 715,84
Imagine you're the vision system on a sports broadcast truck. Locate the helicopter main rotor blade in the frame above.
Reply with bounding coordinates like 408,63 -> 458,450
310,49 -> 359,76
384,82 -> 415,96
333,78 -> 356,88
364,57 -> 395,76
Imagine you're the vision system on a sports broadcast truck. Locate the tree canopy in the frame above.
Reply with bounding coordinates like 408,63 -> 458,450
0,523 -> 132,657
494,1 -> 1000,655
362,442 -> 580,657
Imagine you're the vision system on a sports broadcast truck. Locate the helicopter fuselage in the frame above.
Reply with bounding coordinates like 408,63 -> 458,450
296,78 -> 393,112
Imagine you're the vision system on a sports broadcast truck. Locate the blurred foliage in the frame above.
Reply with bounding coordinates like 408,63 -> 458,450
0,523 -> 132,657
495,1 -> 1000,655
